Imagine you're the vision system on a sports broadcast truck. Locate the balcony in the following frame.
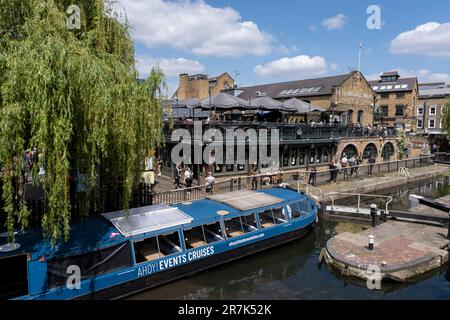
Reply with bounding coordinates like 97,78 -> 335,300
164,121 -> 397,145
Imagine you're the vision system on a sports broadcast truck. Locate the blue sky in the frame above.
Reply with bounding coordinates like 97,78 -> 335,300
120,0 -> 450,95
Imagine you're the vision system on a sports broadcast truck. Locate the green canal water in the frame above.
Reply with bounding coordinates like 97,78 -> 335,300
129,177 -> 450,300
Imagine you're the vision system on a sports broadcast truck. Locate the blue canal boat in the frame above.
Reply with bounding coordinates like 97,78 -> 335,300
0,187 -> 318,300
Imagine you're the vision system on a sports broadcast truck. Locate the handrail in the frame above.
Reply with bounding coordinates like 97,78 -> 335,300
296,180 -> 324,201
326,192 -> 393,215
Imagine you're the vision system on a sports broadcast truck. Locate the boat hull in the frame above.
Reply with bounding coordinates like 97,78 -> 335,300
78,222 -> 315,300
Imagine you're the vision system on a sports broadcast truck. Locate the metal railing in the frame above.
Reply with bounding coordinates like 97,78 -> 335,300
153,156 -> 433,206
164,122 -> 397,142
433,152 -> 450,164
326,192 -> 393,215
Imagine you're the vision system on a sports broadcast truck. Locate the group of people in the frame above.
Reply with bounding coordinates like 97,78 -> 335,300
327,154 -> 366,183
173,165 -> 216,195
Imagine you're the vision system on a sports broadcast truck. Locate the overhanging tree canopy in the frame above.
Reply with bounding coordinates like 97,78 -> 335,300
0,0 -> 167,244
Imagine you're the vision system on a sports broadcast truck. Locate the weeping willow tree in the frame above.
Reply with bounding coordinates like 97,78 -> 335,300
0,0 -> 167,244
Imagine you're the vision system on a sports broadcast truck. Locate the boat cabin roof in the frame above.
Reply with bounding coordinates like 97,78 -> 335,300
0,188 -> 310,260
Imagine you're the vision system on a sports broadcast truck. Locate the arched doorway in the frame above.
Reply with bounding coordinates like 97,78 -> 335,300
342,144 -> 358,158
363,143 -> 378,159
382,142 -> 395,161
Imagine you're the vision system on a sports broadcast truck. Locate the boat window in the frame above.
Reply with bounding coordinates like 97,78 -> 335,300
0,254 -> 28,299
184,226 -> 207,249
272,207 -> 288,224
241,214 -> 258,233
134,237 -> 160,264
224,217 -> 245,238
47,242 -> 132,289
159,232 -> 182,256
134,231 -> 182,264
203,222 -> 224,244
288,200 -> 309,219
260,209 -> 276,228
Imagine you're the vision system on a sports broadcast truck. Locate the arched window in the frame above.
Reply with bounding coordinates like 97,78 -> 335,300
357,110 -> 363,124
382,143 -> 395,161
347,110 -> 354,124
342,144 -> 358,158
363,143 -> 377,159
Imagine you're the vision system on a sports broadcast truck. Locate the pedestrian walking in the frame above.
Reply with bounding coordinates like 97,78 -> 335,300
184,167 -> 193,188
328,160 -> 335,182
205,172 -> 215,195
173,165 -> 181,188
368,155 -> 376,175
308,167 -> 317,186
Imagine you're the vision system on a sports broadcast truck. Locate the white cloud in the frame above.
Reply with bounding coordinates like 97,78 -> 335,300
322,14 -> 347,30
330,62 -> 340,71
254,55 -> 328,79
367,68 -> 450,84
136,55 -> 205,78
121,0 -> 273,57
390,22 -> 450,58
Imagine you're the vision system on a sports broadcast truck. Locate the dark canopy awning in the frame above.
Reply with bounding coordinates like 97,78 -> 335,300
198,93 -> 252,110
282,98 -> 326,114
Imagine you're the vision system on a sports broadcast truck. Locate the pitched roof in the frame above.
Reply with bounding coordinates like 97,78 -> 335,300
368,77 -> 417,93
237,72 -> 357,100
419,87 -> 450,99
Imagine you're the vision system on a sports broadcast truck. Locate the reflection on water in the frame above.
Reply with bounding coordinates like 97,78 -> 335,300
129,177 -> 450,300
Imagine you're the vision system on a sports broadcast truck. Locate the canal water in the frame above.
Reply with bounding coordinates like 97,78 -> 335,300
129,177 -> 450,300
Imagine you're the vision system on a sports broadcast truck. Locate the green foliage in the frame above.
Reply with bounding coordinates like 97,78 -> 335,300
0,0 -> 166,244
442,99 -> 450,134
396,129 -> 408,160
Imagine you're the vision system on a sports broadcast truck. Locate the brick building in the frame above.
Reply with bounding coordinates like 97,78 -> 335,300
368,71 -> 419,131
173,72 -> 235,100
417,82 -> 450,136
235,70 -> 375,127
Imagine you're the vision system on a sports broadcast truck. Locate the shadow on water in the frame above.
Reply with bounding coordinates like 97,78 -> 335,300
129,177 -> 450,300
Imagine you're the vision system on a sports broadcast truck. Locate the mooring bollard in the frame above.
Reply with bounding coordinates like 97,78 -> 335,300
370,204 -> 378,227
368,235 -> 374,251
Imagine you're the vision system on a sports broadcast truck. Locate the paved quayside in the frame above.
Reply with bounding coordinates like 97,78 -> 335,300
322,205 -> 450,282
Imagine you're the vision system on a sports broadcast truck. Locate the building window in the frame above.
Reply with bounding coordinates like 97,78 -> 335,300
395,105 -> 405,117
396,92 -> 405,99
379,105 -> 389,116
357,110 -> 363,124
417,106 -> 424,116
429,106 -> 436,116
380,92 -> 390,99
429,119 -> 435,129
417,119 -> 423,128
